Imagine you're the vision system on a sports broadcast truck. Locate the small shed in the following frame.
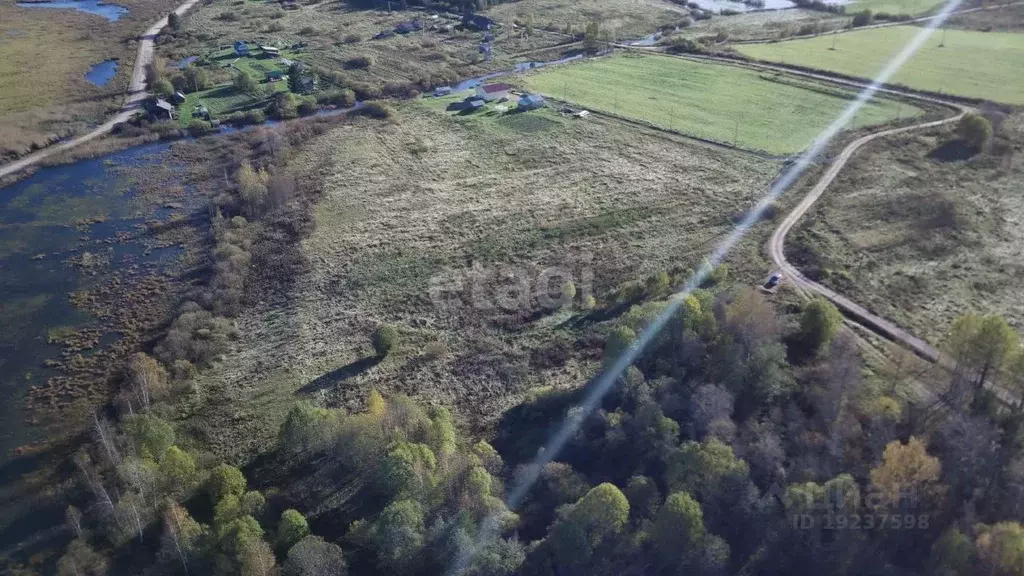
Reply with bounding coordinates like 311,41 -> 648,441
234,41 -> 249,57
266,69 -> 285,81
518,94 -> 545,110
433,86 -> 452,97
171,91 -> 186,104
260,45 -> 281,58
476,82 -> 512,101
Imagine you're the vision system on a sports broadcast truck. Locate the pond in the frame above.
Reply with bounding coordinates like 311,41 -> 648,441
0,141 -> 183,468
15,0 -> 128,22
85,59 -> 118,86
0,140 -> 193,557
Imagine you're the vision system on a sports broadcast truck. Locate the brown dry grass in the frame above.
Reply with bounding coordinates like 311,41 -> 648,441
181,100 -> 781,462
0,0 -> 181,160
790,112 -> 1024,344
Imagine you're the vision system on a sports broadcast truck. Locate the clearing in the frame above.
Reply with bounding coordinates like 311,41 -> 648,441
787,110 -> 1024,343
521,53 -> 922,155
171,47 -> 292,126
737,25 -> 1024,104
181,99 -> 782,460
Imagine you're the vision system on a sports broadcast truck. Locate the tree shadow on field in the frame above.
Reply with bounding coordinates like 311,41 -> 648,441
298,356 -> 381,395
928,140 -> 977,162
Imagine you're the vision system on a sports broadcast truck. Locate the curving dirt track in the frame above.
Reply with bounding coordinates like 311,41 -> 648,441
0,0 -> 202,180
767,114 -> 966,363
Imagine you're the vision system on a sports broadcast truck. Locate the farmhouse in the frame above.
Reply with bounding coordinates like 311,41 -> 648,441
150,99 -> 175,120
234,41 -> 249,57
261,45 -> 281,58
266,70 -> 285,81
476,83 -> 512,101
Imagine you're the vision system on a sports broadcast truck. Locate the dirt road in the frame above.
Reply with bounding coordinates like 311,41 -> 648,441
767,115 -> 964,362
0,0 -> 202,180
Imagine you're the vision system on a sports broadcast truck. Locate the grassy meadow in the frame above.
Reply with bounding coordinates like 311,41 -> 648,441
738,25 -> 1024,104
789,113 -> 1024,343
183,100 -> 782,459
521,53 -> 922,154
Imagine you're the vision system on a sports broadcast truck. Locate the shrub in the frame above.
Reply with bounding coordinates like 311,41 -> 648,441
154,302 -> 239,366
297,97 -> 318,116
615,280 -> 644,305
233,71 -> 261,95
373,325 -> 399,357
277,510 -> 310,552
267,92 -> 300,120
187,119 -> 214,137
207,464 -> 247,502
316,89 -> 356,107
799,297 -> 843,354
217,10 -> 240,21
958,113 -> 992,151
604,326 -> 637,368
299,25 -> 317,35
153,78 -> 175,98
851,9 -> 873,27
358,101 -> 397,121
266,21 -> 286,32
344,33 -> 362,43
344,55 -> 374,69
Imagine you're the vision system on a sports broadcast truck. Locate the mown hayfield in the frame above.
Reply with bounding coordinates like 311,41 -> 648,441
522,53 -> 921,154
737,25 -> 1024,104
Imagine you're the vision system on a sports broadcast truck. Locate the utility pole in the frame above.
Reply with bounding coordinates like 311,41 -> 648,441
939,27 -> 947,47
734,119 -> 739,147
831,32 -> 837,50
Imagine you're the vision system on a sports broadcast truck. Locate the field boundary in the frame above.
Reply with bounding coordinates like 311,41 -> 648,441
540,95 -> 790,160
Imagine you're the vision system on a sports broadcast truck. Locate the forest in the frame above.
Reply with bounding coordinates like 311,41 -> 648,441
55,273 -> 1024,575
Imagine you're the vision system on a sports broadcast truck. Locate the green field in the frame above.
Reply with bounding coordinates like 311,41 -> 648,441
522,53 -> 922,155
738,25 -> 1024,104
